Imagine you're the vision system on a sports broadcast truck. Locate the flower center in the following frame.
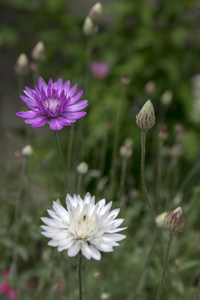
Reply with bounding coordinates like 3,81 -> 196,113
43,98 -> 60,116
73,213 -> 96,241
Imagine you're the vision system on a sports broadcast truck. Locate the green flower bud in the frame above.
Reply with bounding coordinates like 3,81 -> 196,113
164,206 -> 186,233
136,100 -> 155,132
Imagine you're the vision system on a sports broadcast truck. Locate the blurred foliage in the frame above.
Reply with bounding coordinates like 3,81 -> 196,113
1,0 -> 200,299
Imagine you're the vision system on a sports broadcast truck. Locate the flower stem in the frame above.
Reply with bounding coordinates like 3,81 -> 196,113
67,123 -> 75,173
141,130 -> 156,225
118,157 -> 127,206
52,131 -> 69,191
77,252 -> 83,300
155,232 -> 174,300
111,85 -> 126,192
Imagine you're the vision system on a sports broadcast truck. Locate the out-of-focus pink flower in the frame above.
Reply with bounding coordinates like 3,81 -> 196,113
0,282 -> 19,300
2,269 -> 10,278
54,278 -> 66,295
90,62 -> 109,80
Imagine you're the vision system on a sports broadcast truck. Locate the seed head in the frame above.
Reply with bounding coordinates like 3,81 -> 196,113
164,206 -> 186,233
136,100 -> 155,132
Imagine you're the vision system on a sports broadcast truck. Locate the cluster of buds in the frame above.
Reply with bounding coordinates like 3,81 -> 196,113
83,3 -> 103,37
14,41 -> 46,78
156,207 -> 186,234
136,100 -> 156,132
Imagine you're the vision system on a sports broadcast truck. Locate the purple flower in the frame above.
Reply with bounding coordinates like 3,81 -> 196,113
16,77 -> 88,130
90,61 -> 109,80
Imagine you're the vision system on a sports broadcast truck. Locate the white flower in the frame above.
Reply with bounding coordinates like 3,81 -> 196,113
41,193 -> 126,260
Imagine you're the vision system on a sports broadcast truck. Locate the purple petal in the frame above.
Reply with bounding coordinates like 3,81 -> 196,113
66,100 -> 88,112
67,83 -> 77,98
70,90 -> 83,104
19,95 -> 38,108
50,118 -> 63,130
25,116 -> 47,127
63,80 -> 71,92
56,78 -> 64,93
62,111 -> 86,120
16,110 -> 41,118
57,116 -> 71,126
38,77 -> 48,93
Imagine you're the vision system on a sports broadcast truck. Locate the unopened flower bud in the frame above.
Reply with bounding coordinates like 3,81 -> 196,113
155,212 -> 168,228
77,162 -> 88,175
164,207 -> 186,233
83,17 -> 98,37
144,80 -> 156,95
32,41 -> 46,61
90,61 -> 109,80
30,61 -> 38,72
171,144 -> 183,157
89,2 -> 103,24
160,90 -> 173,106
121,75 -> 131,86
119,144 -> 133,158
94,271 -> 102,279
136,100 -> 155,132
21,145 -> 33,157
101,293 -> 111,299
14,53 -> 29,76
158,127 -> 169,141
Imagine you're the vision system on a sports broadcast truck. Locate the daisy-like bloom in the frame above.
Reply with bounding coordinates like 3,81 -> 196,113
41,193 -> 126,260
16,77 -> 88,130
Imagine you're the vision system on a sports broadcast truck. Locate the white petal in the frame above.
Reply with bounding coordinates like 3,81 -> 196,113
67,241 -> 81,257
81,243 -> 92,260
41,217 -> 66,228
52,201 -> 69,222
47,209 -> 62,221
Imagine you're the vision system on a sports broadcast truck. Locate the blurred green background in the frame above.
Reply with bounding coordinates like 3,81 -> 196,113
1,0 -> 200,299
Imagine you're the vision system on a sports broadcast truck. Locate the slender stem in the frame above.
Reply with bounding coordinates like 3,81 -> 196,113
77,252 -> 83,300
11,157 -> 26,283
119,157 -> 127,206
141,130 -> 156,224
85,37 -> 93,94
179,158 -> 200,192
99,125 -> 109,175
156,232 -> 174,300
111,85 -> 126,192
52,131 -> 69,191
67,123 -> 75,173
77,174 -> 82,195
155,140 -> 163,212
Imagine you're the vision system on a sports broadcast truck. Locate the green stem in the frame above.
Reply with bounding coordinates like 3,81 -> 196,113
67,123 -> 75,173
155,140 -> 163,212
77,174 -> 82,195
111,85 -> 126,192
155,232 -> 174,300
85,37 -> 93,94
11,157 -> 26,283
141,130 -> 156,224
119,157 -> 127,206
77,252 -> 83,300
52,131 -> 69,191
